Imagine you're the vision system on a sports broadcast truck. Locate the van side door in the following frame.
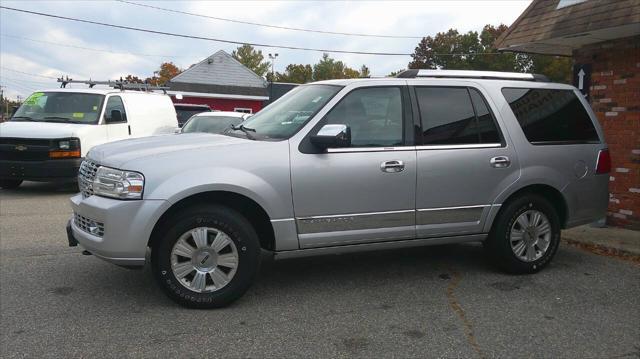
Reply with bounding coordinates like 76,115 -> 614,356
411,83 -> 520,238
104,95 -> 130,141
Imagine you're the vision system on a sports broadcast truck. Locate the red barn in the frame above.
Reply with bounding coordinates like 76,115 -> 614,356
167,50 -> 268,114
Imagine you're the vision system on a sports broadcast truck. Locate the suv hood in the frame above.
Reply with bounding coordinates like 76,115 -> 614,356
0,121 -> 91,139
88,133 -> 253,168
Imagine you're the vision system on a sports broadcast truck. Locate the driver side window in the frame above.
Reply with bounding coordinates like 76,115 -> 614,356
104,96 -> 127,123
324,87 -> 403,147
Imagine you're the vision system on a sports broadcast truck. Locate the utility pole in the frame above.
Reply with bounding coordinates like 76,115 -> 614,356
268,53 -> 278,103
0,86 -> 6,120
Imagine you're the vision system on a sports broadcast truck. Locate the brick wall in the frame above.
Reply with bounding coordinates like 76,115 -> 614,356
574,35 -> 640,230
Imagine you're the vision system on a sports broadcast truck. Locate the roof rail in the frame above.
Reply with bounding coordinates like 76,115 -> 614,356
396,69 -> 550,82
56,76 -> 170,93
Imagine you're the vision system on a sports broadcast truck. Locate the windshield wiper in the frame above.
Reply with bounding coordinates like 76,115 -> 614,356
10,116 -> 34,121
230,124 -> 256,140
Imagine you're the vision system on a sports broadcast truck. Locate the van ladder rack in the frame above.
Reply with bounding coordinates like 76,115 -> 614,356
395,69 -> 550,82
57,77 -> 170,93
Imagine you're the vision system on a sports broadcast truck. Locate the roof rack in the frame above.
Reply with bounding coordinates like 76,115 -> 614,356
396,69 -> 550,82
56,76 -> 170,93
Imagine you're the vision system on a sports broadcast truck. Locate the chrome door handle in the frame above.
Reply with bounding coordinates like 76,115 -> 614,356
490,156 -> 511,168
381,160 -> 405,173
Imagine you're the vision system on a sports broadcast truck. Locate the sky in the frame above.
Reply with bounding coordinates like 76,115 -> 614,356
0,0 -> 531,100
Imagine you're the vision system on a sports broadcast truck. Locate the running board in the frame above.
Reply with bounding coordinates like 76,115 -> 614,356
274,234 -> 487,260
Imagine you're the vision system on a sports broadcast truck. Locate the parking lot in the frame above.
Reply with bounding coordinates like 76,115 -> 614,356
0,181 -> 638,358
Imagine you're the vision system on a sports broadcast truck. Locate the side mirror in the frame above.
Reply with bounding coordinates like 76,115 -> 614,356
310,124 -> 351,149
174,127 -> 181,134
106,109 -> 123,124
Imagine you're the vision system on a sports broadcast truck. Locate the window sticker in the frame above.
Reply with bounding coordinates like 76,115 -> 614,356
72,112 -> 85,118
92,106 -> 98,111
24,92 -> 44,105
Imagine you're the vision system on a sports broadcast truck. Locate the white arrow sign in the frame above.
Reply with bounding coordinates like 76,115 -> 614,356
578,68 -> 585,90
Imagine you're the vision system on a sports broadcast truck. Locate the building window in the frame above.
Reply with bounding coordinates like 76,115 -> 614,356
234,108 -> 252,114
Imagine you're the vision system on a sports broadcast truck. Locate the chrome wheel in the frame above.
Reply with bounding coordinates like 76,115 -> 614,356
170,227 -> 239,293
510,210 -> 552,262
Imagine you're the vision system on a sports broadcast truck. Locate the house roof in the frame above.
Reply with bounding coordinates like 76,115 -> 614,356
495,0 -> 640,55
169,50 -> 267,89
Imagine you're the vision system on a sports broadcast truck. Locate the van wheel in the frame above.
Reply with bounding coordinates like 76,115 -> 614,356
0,179 -> 22,189
485,194 -> 560,274
151,205 -> 261,308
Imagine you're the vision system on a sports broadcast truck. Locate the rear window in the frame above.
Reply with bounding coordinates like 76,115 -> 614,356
501,88 -> 599,144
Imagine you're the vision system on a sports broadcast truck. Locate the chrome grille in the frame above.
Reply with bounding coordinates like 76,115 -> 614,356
73,212 -> 104,237
78,160 -> 99,198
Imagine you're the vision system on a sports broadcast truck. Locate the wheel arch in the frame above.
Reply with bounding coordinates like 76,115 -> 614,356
148,190 -> 276,251
488,184 -> 569,232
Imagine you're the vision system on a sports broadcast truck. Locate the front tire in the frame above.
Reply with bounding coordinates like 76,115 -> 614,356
485,194 -> 560,274
0,179 -> 22,189
151,205 -> 261,308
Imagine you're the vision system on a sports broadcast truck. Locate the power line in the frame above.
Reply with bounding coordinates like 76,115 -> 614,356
116,0 -> 424,39
1,33 -> 190,58
1,66 -> 60,79
0,6 -> 412,56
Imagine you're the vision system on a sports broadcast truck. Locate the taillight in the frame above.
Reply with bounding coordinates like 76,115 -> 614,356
595,149 -> 611,174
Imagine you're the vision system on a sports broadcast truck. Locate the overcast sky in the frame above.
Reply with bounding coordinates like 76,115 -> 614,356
0,0 -> 531,99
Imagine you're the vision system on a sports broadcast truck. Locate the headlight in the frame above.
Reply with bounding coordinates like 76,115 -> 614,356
93,166 -> 144,200
50,138 -> 81,159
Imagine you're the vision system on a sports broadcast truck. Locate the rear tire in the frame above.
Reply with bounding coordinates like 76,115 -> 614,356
485,194 -> 560,274
0,179 -> 22,189
151,205 -> 261,308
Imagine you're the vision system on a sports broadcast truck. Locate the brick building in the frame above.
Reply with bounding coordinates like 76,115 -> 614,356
495,0 -> 639,229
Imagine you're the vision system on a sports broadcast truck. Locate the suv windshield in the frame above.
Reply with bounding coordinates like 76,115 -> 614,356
11,92 -> 104,124
229,84 -> 342,140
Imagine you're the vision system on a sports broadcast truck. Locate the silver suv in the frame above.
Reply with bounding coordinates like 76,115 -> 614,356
67,70 -> 610,308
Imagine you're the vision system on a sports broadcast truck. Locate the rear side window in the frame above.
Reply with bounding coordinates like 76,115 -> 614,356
501,88 -> 599,144
415,87 -> 501,145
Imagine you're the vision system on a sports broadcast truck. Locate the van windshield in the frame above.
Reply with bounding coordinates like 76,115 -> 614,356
11,92 -> 105,124
226,84 -> 342,140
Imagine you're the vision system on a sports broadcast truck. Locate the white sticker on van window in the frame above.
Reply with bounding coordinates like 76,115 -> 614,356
311,96 -> 323,103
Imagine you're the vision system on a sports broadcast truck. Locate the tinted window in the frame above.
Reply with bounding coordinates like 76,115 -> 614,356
324,87 -> 403,147
104,96 -> 127,123
469,88 -> 501,144
176,109 -> 208,126
502,88 -> 599,144
416,87 -> 501,145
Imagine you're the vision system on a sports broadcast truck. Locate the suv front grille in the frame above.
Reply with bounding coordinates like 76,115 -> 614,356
78,160 -> 99,198
74,212 -> 104,237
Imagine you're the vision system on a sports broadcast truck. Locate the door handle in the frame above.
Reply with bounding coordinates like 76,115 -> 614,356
490,156 -> 511,168
381,160 -> 405,173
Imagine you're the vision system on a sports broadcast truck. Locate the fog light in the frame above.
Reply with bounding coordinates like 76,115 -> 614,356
88,221 -> 100,235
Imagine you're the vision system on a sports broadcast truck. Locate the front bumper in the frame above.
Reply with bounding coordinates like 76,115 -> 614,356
0,158 -> 83,181
68,193 -> 170,267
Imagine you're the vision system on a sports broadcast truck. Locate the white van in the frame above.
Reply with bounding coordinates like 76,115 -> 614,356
0,88 -> 177,189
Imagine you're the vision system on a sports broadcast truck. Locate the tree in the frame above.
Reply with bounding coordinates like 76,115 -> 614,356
407,24 -> 571,83
312,53 -> 363,81
123,75 -> 144,83
232,44 -> 271,77
145,62 -> 182,85
386,69 -> 406,77
275,64 -> 314,84
359,65 -> 371,78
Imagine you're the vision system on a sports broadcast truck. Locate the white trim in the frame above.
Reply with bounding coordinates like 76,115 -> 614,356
166,90 -> 268,101
417,205 -> 490,212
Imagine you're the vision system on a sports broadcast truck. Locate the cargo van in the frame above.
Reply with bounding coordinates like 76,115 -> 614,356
0,88 -> 178,188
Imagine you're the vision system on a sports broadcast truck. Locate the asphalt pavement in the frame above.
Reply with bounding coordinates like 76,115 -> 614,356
1,181 -> 639,358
